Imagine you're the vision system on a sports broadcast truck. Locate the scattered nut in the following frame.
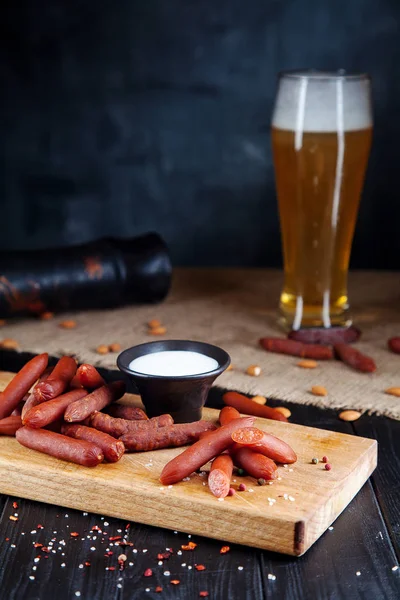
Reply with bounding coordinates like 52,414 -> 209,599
109,343 -> 121,353
275,406 -> 291,418
226,364 -> 234,372
297,359 -> 318,369
39,312 -> 54,321
252,395 -> 267,405
339,410 -> 361,422
246,365 -> 262,377
59,320 -> 77,329
311,385 -> 328,397
148,319 -> 162,329
385,387 -> 400,397
0,319 -> 6,327
96,345 -> 109,355
311,457 -> 319,464
149,326 -> 167,336
0,338 -> 19,350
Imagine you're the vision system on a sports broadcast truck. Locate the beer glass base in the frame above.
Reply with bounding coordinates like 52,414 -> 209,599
278,300 -> 352,331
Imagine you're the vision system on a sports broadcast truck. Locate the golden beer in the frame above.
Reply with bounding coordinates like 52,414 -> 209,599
272,72 -> 372,329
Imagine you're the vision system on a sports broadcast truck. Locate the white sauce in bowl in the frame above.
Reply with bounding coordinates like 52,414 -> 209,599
128,350 -> 219,377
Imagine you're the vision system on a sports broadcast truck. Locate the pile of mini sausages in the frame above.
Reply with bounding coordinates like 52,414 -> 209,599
0,354 -> 296,498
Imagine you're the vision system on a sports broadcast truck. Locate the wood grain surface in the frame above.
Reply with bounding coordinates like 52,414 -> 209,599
0,371 -> 377,556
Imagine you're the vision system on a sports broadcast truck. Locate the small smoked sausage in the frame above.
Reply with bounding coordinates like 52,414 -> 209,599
0,415 -> 23,435
160,416 -> 255,485
21,367 -> 53,421
219,406 -> 241,426
222,392 -> 288,422
232,447 -> 277,481
16,427 -> 104,467
231,427 -> 297,464
120,421 -> 217,451
334,343 -> 376,373
0,353 -> 49,420
259,337 -> 333,360
34,356 -> 77,402
64,381 -> 126,422
288,326 -> 361,345
106,404 -> 148,421
23,389 -> 88,428
89,412 -> 173,438
73,364 -> 106,389
208,454 -> 234,498
61,423 -> 125,463
388,337 -> 400,354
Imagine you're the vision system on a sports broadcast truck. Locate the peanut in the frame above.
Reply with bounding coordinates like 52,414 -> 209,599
149,326 -> 167,335
252,395 -> 267,405
275,406 -> 291,418
385,387 -> 400,397
0,338 -> 19,350
0,319 -> 6,327
96,345 -> 109,355
39,312 -> 54,321
246,365 -> 262,377
226,364 -> 234,372
339,410 -> 361,422
59,320 -> 77,329
297,359 -> 318,369
311,385 -> 328,397
148,319 -> 162,329
109,343 -> 121,353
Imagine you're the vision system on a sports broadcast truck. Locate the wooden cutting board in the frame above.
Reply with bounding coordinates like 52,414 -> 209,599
0,371 -> 377,556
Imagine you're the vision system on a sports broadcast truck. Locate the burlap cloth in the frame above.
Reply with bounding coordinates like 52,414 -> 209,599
1,269 -> 400,419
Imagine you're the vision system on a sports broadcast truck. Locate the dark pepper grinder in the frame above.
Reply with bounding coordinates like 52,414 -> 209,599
0,232 -> 172,317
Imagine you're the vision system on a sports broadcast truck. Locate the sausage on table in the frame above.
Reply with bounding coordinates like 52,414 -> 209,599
16,427 -> 104,467
0,415 -> 23,436
231,427 -> 297,464
89,412 -> 173,438
219,406 -> 241,426
106,404 -> 148,421
21,367 -> 53,421
120,421 -> 217,451
232,447 -> 277,481
160,416 -> 254,485
71,364 -> 106,389
33,356 -> 77,402
61,423 -> 125,463
208,454 -> 234,498
222,392 -> 288,422
0,353 -> 49,420
23,389 -> 88,428
64,381 -> 126,422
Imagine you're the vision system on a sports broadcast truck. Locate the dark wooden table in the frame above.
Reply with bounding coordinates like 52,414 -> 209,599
1,353 -> 399,600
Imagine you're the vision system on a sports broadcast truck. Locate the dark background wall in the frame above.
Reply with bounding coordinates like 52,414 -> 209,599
1,0 -> 399,268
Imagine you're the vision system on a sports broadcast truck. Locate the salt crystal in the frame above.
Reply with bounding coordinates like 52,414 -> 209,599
61,563 -> 66,568
238,566 -> 244,571
356,571 -> 361,576
34,558 -> 40,563
104,522 -> 109,527
188,566 -> 192,570
177,550 -> 182,556
75,592 -> 81,597
90,547 -> 96,551
289,496 -> 295,502
30,530 -> 37,534
289,468 -> 293,472
79,564 -> 84,569
158,561 -> 163,566
283,465 -> 288,469
32,566 -> 37,571
133,549 -> 138,553
145,589 -> 150,593
392,566 -> 399,571
129,562 -> 134,567
248,489 -> 254,493
29,576 -> 35,581
218,498 -> 224,502
83,512 -> 88,516
10,545 -> 16,548
64,514 -> 69,518
117,529 -> 122,533
268,574 -> 276,581
181,563 -> 186,567
143,549 -> 148,553
328,527 -> 334,531
117,584 -> 122,589
168,485 -> 173,489
188,534 -> 192,538
164,571 -> 170,576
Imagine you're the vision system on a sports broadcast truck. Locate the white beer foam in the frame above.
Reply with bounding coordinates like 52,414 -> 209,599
272,73 -> 372,133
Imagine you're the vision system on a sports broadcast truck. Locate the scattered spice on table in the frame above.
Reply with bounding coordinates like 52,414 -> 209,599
220,545 -> 230,554
325,464 -> 332,471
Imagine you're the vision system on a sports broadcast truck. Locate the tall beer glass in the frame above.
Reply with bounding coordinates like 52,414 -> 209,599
272,71 -> 372,330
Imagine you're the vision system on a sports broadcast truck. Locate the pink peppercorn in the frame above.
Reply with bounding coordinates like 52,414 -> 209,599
228,488 -> 235,496
325,463 -> 332,471
322,456 -> 328,463
238,483 -> 246,492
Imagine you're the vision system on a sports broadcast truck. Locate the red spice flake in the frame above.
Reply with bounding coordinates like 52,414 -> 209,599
199,592 -> 209,598
125,523 -> 131,530
144,568 -> 153,577
117,541 -> 134,547
170,580 -> 180,585
70,532 -> 79,537
91,525 -> 102,532
181,541 -> 197,551
220,546 -> 230,554
105,551 -> 113,557
12,502 -> 18,509
325,463 -> 332,471
34,543 -> 43,548
5,538 -> 10,542
85,562 -> 91,567
108,566 -> 116,571
238,483 -> 247,492
9,515 -> 18,522
155,587 -> 163,593
322,456 -> 328,463
37,524 -> 44,530
41,547 -> 50,553
109,536 -> 122,541
157,552 -> 171,560
195,564 -> 206,571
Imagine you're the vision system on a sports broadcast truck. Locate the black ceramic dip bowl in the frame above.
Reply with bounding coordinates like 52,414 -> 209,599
117,340 -> 231,423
